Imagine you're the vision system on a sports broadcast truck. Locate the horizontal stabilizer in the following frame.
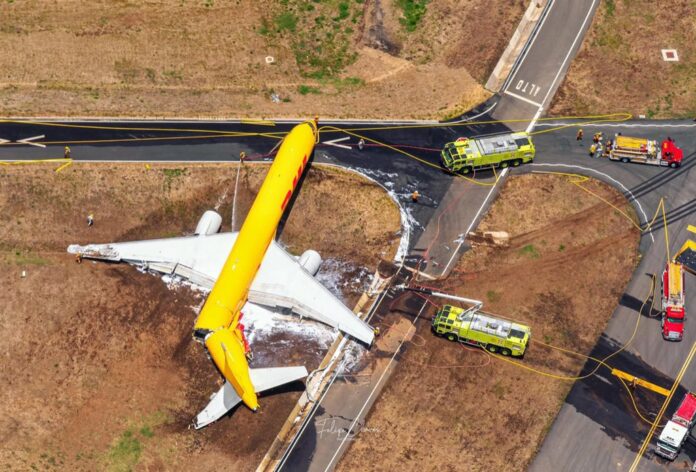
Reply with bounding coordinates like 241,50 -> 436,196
194,366 -> 308,429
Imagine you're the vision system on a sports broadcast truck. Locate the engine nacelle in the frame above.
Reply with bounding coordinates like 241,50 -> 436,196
195,210 -> 222,236
298,250 -> 322,276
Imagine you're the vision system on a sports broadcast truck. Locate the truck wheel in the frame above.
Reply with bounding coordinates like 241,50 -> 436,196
512,159 -> 521,167
446,333 -> 458,342
486,344 -> 498,353
460,166 -> 472,175
500,161 -> 509,169
669,162 -> 679,168
501,348 -> 512,356
621,157 -> 630,163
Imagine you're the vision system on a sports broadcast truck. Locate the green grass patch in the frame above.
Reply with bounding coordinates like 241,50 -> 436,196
13,250 -> 50,266
396,0 -> 429,32
162,167 -> 187,191
558,244 -> 566,252
108,430 -> 142,472
139,426 -> 154,438
486,290 -> 501,303
260,1 -> 362,79
604,0 -> 615,16
274,12 -> 298,32
297,84 -> 322,95
519,244 -> 540,259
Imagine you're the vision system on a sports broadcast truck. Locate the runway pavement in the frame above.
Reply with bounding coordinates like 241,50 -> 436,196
3,117 -> 695,472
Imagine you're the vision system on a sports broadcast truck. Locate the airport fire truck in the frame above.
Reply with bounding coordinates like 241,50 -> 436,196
397,286 -> 531,357
441,131 -> 535,174
606,135 -> 683,168
432,305 -> 531,356
662,262 -> 686,341
655,392 -> 696,460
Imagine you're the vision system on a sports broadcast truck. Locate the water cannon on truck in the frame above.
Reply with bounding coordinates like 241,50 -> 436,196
395,285 -> 531,357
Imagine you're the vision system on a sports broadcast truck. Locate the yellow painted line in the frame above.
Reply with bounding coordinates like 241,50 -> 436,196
611,369 -> 670,397
0,158 -> 69,165
241,119 -> 276,126
54,160 -> 73,173
688,225 -> 696,234
629,340 -> 696,472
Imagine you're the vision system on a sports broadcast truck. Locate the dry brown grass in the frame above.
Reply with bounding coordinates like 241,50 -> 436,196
339,174 -> 640,471
0,162 -> 400,471
550,0 -> 696,118
0,0 -> 527,119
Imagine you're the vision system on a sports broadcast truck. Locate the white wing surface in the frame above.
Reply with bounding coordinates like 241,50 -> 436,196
68,233 -> 374,345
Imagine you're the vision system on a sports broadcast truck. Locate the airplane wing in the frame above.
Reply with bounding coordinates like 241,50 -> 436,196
68,233 -> 374,345
194,366 -> 308,429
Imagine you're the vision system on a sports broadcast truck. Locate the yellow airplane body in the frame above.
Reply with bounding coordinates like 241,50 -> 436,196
194,120 -> 317,411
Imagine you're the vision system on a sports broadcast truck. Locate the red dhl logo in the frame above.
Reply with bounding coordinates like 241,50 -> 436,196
281,153 -> 308,211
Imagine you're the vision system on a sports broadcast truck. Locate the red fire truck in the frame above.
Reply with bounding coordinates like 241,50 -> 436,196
607,135 -> 683,168
662,262 -> 686,341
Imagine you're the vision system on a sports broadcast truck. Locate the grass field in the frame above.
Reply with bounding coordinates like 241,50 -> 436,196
550,0 -> 696,118
0,0 -> 528,119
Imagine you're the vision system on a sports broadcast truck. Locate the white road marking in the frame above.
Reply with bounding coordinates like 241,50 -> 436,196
503,0 -> 557,93
323,136 -> 352,150
323,300 -> 430,472
529,163 -> 654,242
526,108 -> 544,133
503,90 -> 543,107
449,101 -> 498,123
440,167 -> 509,277
538,0 -> 598,109
514,79 -> 543,97
536,122 -> 696,128
17,134 -> 46,148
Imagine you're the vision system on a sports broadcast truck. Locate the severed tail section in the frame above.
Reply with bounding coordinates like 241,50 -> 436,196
194,366 -> 308,429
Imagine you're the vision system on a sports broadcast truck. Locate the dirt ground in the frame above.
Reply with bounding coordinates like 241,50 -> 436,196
550,0 -> 696,118
339,174 -> 641,471
0,0 -> 528,119
0,162 -> 400,471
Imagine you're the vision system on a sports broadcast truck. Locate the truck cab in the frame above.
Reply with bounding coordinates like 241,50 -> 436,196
662,306 -> 685,341
656,420 -> 689,460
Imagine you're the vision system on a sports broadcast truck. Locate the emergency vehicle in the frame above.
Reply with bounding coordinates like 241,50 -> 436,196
656,392 -> 696,460
432,304 -> 531,357
607,135 -> 683,168
662,262 -> 686,341
441,131 -> 535,174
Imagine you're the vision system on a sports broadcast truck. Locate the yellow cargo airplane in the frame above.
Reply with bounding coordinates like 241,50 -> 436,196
69,121 -> 375,428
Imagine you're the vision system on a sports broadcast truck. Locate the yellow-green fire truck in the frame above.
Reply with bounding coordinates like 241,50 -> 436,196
432,305 -> 531,357
398,285 -> 532,357
441,131 -> 535,174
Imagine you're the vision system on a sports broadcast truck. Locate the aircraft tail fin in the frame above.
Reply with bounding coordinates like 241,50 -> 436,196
194,366 -> 308,429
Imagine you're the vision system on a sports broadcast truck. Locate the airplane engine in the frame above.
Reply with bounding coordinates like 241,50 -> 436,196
195,210 -> 222,236
298,250 -> 322,276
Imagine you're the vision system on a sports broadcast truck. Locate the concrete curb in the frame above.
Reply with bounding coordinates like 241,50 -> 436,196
485,1 -> 550,93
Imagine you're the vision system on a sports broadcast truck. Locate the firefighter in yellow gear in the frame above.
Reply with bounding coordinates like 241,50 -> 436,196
589,144 -> 597,157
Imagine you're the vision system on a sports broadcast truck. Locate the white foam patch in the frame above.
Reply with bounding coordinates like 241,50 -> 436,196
315,258 -> 373,302
241,302 -> 337,348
